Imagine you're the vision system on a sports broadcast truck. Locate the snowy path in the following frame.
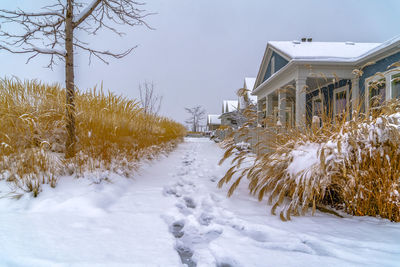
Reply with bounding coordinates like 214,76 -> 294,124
0,137 -> 400,266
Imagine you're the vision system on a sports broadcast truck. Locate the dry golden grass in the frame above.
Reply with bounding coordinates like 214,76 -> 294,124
323,99 -> 400,221
219,77 -> 400,222
0,78 -> 186,196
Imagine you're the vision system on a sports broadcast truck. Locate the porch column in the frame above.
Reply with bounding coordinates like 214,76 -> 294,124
278,89 -> 286,125
257,97 -> 266,124
351,77 -> 360,112
295,78 -> 307,127
266,94 -> 273,117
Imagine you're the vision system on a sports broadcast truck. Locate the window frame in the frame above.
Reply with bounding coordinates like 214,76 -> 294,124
391,71 -> 400,99
333,85 -> 349,116
364,68 -> 400,113
365,73 -> 388,113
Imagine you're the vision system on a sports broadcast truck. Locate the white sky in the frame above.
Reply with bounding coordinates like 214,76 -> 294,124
1,0 -> 400,125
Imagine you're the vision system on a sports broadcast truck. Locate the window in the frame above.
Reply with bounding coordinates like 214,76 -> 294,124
368,78 -> 386,109
365,69 -> 400,113
333,86 -> 349,116
392,73 -> 400,99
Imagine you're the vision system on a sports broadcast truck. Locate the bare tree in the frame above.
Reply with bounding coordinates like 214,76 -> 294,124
185,106 -> 205,132
0,0 -> 151,157
138,82 -> 162,115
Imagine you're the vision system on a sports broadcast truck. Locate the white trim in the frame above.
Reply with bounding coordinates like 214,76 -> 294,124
271,56 -> 275,74
333,85 -> 349,115
390,70 -> 400,99
254,44 -> 292,91
269,46 -> 295,62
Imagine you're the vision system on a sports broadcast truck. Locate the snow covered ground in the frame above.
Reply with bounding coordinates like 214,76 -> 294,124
0,137 -> 399,267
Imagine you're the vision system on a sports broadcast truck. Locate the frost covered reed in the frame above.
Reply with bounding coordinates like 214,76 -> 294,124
219,78 -> 400,222
0,78 -> 186,196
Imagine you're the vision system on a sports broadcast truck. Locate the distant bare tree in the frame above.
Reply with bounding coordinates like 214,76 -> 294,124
139,82 -> 162,115
185,106 -> 205,132
0,0 -> 151,157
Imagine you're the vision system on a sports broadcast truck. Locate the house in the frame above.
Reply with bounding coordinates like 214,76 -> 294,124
238,77 -> 257,110
220,100 -> 239,128
219,78 -> 258,129
207,114 -> 221,131
252,36 -> 400,127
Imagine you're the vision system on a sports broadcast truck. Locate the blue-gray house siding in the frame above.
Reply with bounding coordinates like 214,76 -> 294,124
262,51 -> 289,82
359,51 -> 400,98
306,79 -> 352,123
304,51 -> 400,123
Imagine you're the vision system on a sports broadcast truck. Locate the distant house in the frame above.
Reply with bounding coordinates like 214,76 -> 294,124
220,100 -> 239,128
207,114 -> 221,131
238,77 -> 257,110
252,36 -> 400,127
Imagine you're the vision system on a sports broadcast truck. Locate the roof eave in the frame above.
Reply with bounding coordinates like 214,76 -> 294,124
355,40 -> 400,65
252,61 -> 295,95
252,59 -> 357,95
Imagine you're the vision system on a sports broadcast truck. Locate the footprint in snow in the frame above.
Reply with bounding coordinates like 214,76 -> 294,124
182,160 -> 193,166
183,196 -> 196,209
210,175 -> 218,182
163,185 -> 182,198
198,212 -> 214,226
230,222 -> 269,243
170,220 -> 185,238
175,202 -> 193,215
176,244 -> 196,267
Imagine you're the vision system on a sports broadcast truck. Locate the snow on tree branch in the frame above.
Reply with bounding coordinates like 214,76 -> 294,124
73,0 -> 101,28
0,9 -> 65,18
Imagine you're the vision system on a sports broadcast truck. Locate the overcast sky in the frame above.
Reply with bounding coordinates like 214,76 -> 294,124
1,0 -> 399,125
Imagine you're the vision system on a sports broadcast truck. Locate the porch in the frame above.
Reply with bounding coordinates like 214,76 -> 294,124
255,65 -> 359,127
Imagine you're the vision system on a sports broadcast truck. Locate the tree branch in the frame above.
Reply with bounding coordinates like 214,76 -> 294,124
0,43 -> 65,56
0,8 -> 64,18
73,42 -> 137,64
73,0 -> 102,29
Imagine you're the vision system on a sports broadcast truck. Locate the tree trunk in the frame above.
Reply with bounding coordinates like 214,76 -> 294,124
65,0 -> 75,158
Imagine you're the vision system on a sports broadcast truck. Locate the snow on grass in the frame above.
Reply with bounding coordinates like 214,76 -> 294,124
0,138 -> 399,266
287,143 -> 320,182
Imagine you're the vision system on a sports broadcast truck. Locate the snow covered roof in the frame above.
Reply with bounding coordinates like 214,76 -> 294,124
238,94 -> 257,109
207,114 -> 221,125
244,77 -> 256,90
254,36 -> 400,93
269,41 -> 381,62
222,100 -> 238,113
241,78 -> 257,107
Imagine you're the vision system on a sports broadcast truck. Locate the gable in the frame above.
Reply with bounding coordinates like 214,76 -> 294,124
262,51 -> 289,83
222,100 -> 238,113
207,115 -> 221,125
244,77 -> 256,90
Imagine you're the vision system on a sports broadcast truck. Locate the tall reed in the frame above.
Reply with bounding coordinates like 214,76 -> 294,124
218,70 -> 400,222
0,78 -> 186,196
